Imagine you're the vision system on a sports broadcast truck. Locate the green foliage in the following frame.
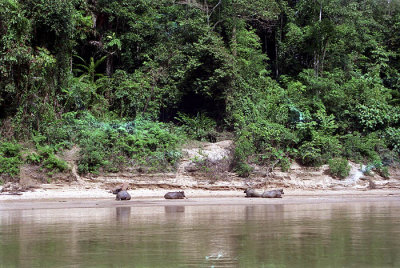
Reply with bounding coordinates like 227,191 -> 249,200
42,154 -> 69,172
176,112 -> 217,142
1,0 -> 400,178
341,132 -> 383,162
298,134 -> 341,167
328,158 -> 351,179
234,162 -> 253,178
0,156 -> 21,178
97,68 -> 172,119
363,159 -> 391,179
234,120 -> 296,176
73,56 -> 107,83
28,134 -> 70,173
26,152 -> 41,164
41,112 -> 184,174
0,140 -> 22,177
377,166 -> 390,179
0,140 -> 22,158
385,127 -> 400,154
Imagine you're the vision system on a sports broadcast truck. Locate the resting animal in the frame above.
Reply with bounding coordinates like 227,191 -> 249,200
261,189 -> 284,198
111,183 -> 131,200
115,190 -> 131,201
164,191 -> 186,199
244,188 -> 262,198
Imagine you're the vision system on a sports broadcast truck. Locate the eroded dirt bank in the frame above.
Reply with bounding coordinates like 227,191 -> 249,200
1,140 -> 400,202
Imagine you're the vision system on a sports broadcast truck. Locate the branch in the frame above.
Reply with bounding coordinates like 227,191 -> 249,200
208,0 -> 222,18
211,20 -> 222,31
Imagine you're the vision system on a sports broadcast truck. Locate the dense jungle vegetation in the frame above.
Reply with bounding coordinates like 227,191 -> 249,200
1,0 -> 400,182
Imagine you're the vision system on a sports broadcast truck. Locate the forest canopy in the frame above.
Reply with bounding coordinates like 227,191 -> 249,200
1,0 -> 400,179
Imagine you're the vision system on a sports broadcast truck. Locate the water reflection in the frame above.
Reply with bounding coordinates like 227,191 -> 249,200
0,202 -> 399,267
116,207 -> 131,222
164,206 -> 185,213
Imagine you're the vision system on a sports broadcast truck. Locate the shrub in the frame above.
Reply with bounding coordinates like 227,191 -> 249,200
365,159 -> 391,179
78,139 -> 108,174
176,112 -> 217,142
279,157 -> 291,172
328,158 -> 351,179
42,154 -> 69,172
341,132 -> 383,162
30,142 -> 70,173
26,152 -> 42,164
68,115 -> 185,174
30,112 -> 185,174
234,120 -> 296,176
0,155 -> 22,177
385,127 -> 400,154
234,162 -> 253,178
298,133 -> 341,166
0,141 -> 22,177
377,166 -> 390,179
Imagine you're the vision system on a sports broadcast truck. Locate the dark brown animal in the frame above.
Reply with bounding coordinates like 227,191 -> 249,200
164,191 -> 186,199
116,190 -> 131,201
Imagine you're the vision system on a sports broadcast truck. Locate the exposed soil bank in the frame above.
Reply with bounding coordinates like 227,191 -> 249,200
1,140 -> 399,206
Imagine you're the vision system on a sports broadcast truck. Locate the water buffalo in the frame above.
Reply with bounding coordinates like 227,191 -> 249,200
244,188 -> 262,198
116,190 -> 131,201
164,191 -> 186,199
261,189 -> 284,198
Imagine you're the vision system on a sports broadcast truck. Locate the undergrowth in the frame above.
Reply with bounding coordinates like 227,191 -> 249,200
41,112 -> 185,174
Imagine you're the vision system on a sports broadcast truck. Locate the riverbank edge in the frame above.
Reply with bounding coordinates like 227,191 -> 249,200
1,188 -> 400,211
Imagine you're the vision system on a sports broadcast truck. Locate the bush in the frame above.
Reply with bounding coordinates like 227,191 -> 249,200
377,166 -> 390,179
26,152 -> 41,164
65,114 -> 185,174
29,140 -> 70,173
29,112 -> 185,174
298,133 -> 341,166
279,157 -> 291,172
234,120 -> 296,176
78,134 -> 109,174
0,141 -> 22,177
234,162 -> 253,178
0,155 -> 22,177
341,132 -> 383,162
176,112 -> 217,142
328,158 -> 350,179
385,127 -> 400,154
42,154 -> 69,172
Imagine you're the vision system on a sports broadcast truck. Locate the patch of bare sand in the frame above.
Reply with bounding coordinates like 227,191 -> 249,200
0,185 -> 399,211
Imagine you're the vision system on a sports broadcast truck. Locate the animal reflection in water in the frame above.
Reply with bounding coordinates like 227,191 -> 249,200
164,206 -> 185,213
116,207 -> 131,221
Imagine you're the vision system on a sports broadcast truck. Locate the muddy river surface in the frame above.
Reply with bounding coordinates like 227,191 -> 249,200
1,201 -> 400,267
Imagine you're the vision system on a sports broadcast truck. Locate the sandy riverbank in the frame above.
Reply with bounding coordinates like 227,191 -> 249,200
1,186 -> 399,210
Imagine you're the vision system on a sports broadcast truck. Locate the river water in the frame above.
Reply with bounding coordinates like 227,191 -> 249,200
1,201 -> 399,267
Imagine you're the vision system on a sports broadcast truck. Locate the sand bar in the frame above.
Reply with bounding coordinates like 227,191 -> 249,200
1,188 -> 399,211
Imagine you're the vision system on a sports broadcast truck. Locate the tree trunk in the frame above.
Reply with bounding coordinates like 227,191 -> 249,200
106,54 -> 113,77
